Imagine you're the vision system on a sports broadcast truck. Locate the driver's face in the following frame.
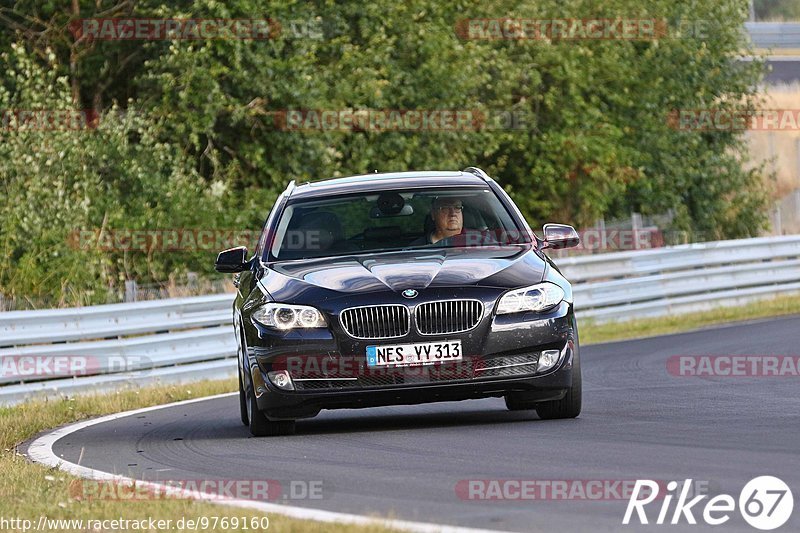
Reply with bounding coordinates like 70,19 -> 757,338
433,200 -> 463,233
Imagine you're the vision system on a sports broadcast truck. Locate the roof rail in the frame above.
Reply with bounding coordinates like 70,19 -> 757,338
462,167 -> 491,181
284,180 -> 296,197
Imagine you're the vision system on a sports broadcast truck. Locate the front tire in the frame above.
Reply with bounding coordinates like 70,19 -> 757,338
504,392 -> 541,411
238,368 -> 249,426
237,322 -> 249,426
244,368 -> 296,437
535,352 -> 582,419
504,350 -> 582,419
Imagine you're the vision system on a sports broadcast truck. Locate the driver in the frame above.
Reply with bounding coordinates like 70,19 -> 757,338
411,197 -> 464,245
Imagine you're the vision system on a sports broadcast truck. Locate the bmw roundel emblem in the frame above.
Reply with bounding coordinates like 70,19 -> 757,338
402,289 -> 418,299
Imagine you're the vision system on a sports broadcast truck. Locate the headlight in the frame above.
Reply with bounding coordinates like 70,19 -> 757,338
252,303 -> 327,330
496,282 -> 565,315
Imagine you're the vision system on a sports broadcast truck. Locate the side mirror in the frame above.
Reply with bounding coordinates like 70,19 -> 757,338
542,224 -> 580,250
215,246 -> 249,273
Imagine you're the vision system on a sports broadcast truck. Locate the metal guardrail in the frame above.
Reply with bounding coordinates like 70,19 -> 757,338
0,295 -> 238,404
562,235 -> 800,322
0,327 -> 235,385
558,236 -> 800,283
746,22 -> 800,50
1,235 -> 799,404
0,294 -> 232,345
0,359 -> 237,406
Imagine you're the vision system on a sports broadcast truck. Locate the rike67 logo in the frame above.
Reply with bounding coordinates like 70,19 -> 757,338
624,477 -> 794,530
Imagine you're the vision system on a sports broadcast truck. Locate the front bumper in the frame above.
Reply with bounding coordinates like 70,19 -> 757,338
245,298 -> 578,420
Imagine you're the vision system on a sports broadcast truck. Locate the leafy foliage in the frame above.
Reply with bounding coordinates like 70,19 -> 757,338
0,0 -> 770,303
0,44 -> 249,304
754,0 -> 800,21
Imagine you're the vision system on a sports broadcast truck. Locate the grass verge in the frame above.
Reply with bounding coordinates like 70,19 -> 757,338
0,379 -> 398,533
580,293 -> 800,344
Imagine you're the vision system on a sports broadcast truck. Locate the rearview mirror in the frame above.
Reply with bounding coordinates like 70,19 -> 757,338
370,204 -> 414,218
371,192 -> 414,218
215,246 -> 249,273
542,224 -> 580,250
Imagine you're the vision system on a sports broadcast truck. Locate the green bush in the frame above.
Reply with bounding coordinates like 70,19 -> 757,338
0,0 -> 770,303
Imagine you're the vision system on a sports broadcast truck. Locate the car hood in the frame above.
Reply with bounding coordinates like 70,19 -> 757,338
259,246 -> 547,302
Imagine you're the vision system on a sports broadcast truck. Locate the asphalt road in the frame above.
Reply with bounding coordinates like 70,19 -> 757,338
765,58 -> 800,84
35,316 -> 800,532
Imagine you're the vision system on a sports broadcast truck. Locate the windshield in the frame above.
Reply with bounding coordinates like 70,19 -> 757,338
267,186 -> 529,261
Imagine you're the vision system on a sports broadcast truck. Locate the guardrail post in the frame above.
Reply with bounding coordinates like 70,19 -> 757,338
772,202 -> 782,236
124,280 -> 138,303
794,138 -> 800,215
597,217 -> 606,253
769,132 -> 777,175
631,213 -> 642,233
794,189 -> 800,225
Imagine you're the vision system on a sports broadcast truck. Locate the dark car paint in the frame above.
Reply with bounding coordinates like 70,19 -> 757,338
286,171 -> 486,200
226,172 -> 578,420
259,246 -> 546,302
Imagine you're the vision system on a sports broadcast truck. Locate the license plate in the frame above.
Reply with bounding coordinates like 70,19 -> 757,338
366,340 -> 462,367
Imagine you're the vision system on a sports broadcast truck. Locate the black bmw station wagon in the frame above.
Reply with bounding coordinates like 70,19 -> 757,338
216,167 -> 582,436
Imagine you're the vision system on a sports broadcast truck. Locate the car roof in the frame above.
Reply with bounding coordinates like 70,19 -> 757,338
288,170 -> 489,200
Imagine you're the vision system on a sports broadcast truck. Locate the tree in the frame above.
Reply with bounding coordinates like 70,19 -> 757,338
0,0 -> 771,303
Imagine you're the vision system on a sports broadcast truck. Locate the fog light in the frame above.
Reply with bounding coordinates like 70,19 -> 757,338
267,370 -> 295,391
538,350 -> 561,373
